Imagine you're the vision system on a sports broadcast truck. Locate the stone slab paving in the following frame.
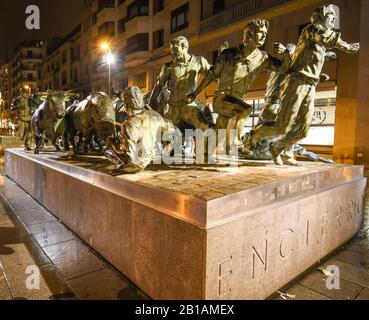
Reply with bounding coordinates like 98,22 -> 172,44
0,175 -> 147,300
0,166 -> 369,300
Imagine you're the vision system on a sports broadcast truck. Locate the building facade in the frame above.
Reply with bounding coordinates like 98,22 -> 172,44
41,25 -> 82,93
8,41 -> 45,98
0,64 -> 10,120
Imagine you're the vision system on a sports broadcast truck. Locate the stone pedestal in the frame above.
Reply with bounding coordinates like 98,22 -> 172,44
4,148 -> 366,299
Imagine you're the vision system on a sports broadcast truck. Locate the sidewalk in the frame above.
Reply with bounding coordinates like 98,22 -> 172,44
0,172 -> 368,300
0,175 -> 147,300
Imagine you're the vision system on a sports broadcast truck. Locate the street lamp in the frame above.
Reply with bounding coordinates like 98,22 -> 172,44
100,42 -> 115,97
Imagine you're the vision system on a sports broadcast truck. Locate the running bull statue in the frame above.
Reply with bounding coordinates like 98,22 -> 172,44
62,92 -> 117,154
31,90 -> 75,154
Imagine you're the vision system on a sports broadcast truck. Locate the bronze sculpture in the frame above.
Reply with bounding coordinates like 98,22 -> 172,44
106,87 -> 176,173
187,19 -> 290,155
22,4 -> 358,172
243,44 -> 337,163
10,89 -> 41,150
244,4 -> 360,165
31,90 -> 74,154
62,92 -> 117,154
149,36 -> 211,144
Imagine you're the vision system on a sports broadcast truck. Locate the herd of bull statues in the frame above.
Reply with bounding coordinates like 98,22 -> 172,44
10,4 -> 360,173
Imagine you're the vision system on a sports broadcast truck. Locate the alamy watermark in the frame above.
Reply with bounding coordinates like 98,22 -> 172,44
25,265 -> 40,290
325,265 -> 340,290
25,5 -> 40,30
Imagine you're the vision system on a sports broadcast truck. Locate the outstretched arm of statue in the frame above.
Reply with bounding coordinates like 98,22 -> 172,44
335,37 -> 360,53
186,54 -> 224,104
269,42 -> 291,72
186,72 -> 214,104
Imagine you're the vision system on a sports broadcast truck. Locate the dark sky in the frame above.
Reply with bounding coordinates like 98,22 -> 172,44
0,0 -> 84,64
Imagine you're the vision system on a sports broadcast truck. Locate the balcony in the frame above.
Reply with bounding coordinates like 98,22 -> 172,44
200,0 -> 291,34
97,7 -> 117,26
124,15 -> 150,38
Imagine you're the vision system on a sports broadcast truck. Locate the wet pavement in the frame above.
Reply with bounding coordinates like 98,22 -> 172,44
0,161 -> 368,300
0,175 -> 148,300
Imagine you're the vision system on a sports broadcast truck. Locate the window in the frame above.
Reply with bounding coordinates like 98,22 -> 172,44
153,29 -> 164,49
73,45 -> 81,59
27,73 -> 33,81
74,68 -> 79,83
171,3 -> 189,34
127,0 -> 149,21
132,73 -> 146,90
62,71 -> 67,86
118,18 -> 126,33
27,51 -> 33,59
92,12 -> 98,25
61,51 -> 67,64
125,33 -> 149,55
154,0 -> 164,14
213,0 -> 225,15
98,21 -> 115,37
98,0 -> 115,12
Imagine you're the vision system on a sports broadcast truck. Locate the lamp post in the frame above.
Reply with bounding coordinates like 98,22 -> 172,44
101,42 -> 115,97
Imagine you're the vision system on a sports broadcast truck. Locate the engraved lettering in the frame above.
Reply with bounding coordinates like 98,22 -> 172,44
306,220 -> 310,246
348,200 -> 354,221
279,229 -> 294,259
252,240 -> 267,279
321,212 -> 328,237
218,256 -> 232,296
336,205 -> 342,229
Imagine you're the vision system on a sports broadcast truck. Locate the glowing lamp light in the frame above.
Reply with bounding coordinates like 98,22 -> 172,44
101,42 -> 110,52
105,53 -> 116,65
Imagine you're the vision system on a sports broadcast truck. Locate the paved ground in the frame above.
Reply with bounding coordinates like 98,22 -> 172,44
0,175 -> 148,300
0,159 -> 368,300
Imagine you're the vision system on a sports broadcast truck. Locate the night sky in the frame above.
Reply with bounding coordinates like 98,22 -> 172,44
0,0 -> 84,64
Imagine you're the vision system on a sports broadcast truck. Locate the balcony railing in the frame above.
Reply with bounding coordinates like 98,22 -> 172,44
200,0 -> 291,34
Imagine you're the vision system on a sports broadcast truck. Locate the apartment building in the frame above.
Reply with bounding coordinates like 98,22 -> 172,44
8,41 -> 45,98
41,25 -> 82,93
0,64 -> 10,118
